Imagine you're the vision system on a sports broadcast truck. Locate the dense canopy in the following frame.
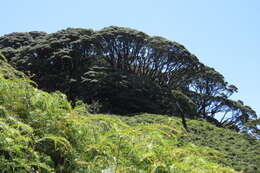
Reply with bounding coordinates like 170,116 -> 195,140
0,26 -> 258,134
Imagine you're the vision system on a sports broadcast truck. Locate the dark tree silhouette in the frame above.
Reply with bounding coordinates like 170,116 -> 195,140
0,26 -> 257,133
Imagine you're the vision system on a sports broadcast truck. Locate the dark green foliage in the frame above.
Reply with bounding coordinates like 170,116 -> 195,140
0,31 -> 47,62
0,26 -> 257,133
0,26 -> 259,172
93,26 -> 200,89
81,67 -> 162,114
187,66 -> 257,129
9,28 -> 96,96
0,31 -> 46,49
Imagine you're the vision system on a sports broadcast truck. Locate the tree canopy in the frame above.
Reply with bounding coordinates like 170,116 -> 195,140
0,26 -> 258,134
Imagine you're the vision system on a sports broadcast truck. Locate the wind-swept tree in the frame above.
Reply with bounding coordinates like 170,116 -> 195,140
93,26 -> 200,88
186,65 -> 257,130
0,31 -> 47,61
0,26 -> 257,133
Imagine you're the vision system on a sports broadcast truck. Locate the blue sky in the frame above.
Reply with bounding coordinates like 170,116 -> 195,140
1,0 -> 259,116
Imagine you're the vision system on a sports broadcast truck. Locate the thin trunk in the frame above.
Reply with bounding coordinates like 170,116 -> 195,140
176,102 -> 188,131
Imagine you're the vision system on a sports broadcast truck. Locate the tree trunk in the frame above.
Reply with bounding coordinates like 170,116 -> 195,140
176,102 -> 188,131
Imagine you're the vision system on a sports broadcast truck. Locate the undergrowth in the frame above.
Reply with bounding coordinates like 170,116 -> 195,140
0,74 -> 240,172
119,114 -> 260,173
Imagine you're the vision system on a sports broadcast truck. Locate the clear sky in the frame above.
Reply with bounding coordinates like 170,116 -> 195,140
1,0 -> 259,116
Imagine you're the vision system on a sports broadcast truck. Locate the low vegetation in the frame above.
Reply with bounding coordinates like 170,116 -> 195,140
119,114 -> 260,173
0,27 -> 259,172
0,66 -> 241,172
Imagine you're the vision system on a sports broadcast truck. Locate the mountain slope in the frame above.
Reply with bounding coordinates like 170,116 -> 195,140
0,62 -> 241,172
0,27 -> 257,133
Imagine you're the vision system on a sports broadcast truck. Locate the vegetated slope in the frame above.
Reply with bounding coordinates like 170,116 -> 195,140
118,114 -> 260,173
0,27 -> 259,173
187,120 -> 260,173
0,27 -> 258,135
0,53 -> 25,79
0,62 -> 240,172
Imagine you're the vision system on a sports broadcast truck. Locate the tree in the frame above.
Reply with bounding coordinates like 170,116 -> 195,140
245,118 -> 260,138
187,65 -> 257,130
0,26 -> 257,133
93,26 -> 200,89
0,31 -> 47,61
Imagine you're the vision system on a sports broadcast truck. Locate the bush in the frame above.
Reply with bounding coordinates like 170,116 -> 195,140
0,75 -> 239,172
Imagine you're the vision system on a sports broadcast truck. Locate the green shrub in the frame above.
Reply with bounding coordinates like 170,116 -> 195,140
0,75 -> 239,172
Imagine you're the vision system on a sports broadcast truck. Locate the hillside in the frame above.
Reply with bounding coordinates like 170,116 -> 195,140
0,64 -> 242,173
0,27 -> 259,172
119,114 -> 260,172
0,27 -> 257,133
